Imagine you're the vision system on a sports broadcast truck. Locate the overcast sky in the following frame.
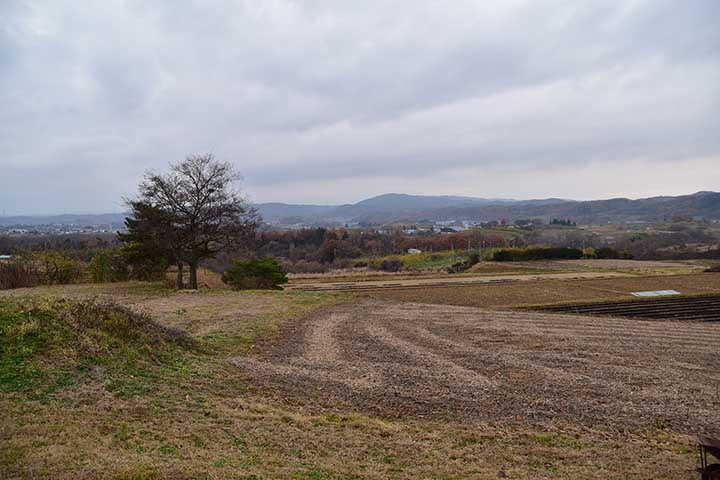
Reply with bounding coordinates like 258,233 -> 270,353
1,0 -> 719,214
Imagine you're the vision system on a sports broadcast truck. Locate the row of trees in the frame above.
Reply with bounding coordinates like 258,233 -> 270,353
256,228 -> 523,266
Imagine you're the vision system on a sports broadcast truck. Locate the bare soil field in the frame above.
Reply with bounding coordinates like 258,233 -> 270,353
554,259 -> 697,270
235,300 -> 720,435
493,259 -> 704,276
532,294 -> 720,321
369,273 -> 720,308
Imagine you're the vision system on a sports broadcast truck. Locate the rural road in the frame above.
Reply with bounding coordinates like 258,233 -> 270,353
283,271 -> 636,291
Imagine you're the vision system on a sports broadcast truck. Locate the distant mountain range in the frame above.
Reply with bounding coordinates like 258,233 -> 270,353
255,191 -> 720,225
1,191 -> 718,228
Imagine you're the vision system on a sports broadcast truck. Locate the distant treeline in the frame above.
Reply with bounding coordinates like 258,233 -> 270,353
253,227 -> 521,270
2,222 -> 718,275
0,233 -> 119,261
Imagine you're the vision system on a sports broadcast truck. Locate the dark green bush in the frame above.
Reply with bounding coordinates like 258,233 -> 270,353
595,247 -> 620,259
222,258 -> 289,290
89,248 -> 129,283
379,257 -> 403,272
121,243 -> 170,281
447,253 -> 480,273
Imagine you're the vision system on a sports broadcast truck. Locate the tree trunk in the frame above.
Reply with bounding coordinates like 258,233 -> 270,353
189,261 -> 198,290
176,262 -> 184,290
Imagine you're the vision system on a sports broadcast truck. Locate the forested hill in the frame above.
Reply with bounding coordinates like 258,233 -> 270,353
255,191 -> 720,225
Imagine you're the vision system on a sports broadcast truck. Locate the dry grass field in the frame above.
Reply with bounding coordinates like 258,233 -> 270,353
2,273 -> 719,479
369,272 -> 720,308
286,271 -> 637,292
288,262 -> 553,284
239,300 -> 720,433
287,259 -> 705,285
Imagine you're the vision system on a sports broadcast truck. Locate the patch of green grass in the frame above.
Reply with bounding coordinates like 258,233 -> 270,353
0,301 -> 58,393
119,281 -> 174,297
156,444 -> 179,456
529,433 -> 584,449
0,445 -> 25,465
455,435 -> 498,448
0,298 -> 194,397
358,251 -> 465,271
400,251 -> 467,270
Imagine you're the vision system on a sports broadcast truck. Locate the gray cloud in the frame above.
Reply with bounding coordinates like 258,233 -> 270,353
0,0 -> 718,213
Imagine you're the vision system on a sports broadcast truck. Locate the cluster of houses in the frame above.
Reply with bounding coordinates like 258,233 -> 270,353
0,224 -> 115,236
399,219 -> 521,235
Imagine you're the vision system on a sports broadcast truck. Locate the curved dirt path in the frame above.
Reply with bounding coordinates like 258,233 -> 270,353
232,299 -> 720,435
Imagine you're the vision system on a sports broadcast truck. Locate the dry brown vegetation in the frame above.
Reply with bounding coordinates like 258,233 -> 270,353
238,300 -> 719,435
369,273 -> 720,308
288,262 -> 551,284
2,275 -> 719,479
552,259 -> 697,270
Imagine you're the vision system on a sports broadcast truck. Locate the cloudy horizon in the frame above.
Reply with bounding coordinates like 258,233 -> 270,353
1,0 -> 719,215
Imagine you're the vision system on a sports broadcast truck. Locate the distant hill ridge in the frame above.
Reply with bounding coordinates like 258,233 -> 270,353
1,191 -> 718,227
255,191 -> 720,225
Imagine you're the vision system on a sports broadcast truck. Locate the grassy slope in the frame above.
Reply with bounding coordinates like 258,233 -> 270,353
0,282 -> 699,479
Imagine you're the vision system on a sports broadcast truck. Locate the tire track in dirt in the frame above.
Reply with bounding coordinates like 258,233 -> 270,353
394,318 -> 707,421
233,299 -> 720,435
396,321 -> 598,385
363,323 -> 496,388
435,311 -> 720,343
234,311 -> 384,391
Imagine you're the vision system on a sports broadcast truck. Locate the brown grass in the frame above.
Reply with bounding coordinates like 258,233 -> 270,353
0,395 -> 697,479
1,279 -> 715,478
289,263 -> 556,284
369,273 -> 720,308
237,300 -> 720,432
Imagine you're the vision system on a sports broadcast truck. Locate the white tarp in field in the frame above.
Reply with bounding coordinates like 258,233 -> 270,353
630,290 -> 681,297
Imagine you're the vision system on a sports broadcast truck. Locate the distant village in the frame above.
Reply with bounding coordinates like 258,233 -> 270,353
0,223 -> 120,236
271,217 -> 574,234
0,217 -> 563,237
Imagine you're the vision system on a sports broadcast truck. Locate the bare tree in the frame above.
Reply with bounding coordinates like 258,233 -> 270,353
130,154 -> 259,289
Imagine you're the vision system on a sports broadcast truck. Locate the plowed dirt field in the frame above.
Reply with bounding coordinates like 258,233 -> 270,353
234,299 -> 720,437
